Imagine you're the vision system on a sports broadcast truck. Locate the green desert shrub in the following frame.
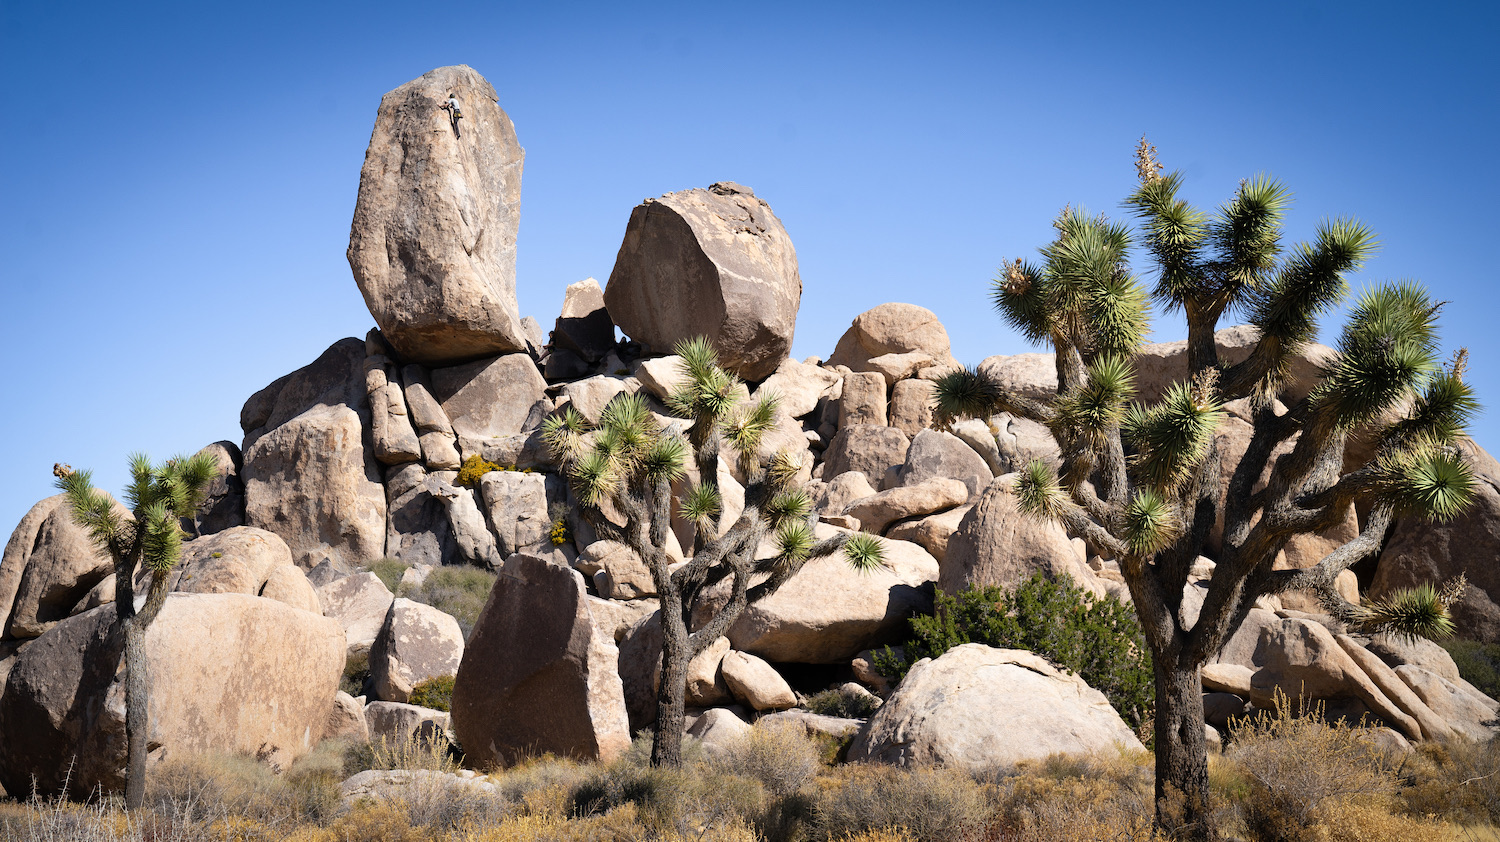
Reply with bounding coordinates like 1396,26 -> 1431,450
407,674 -> 455,712
455,454 -> 501,487
1440,639 -> 1500,701
401,566 -> 497,638
804,685 -> 880,719
341,649 -> 371,697
369,557 -> 409,594
875,571 -> 1154,734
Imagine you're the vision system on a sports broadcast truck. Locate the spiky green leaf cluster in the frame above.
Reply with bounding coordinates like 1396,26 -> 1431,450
994,209 -> 1149,359
1053,356 -> 1136,445
1369,437 -> 1476,522
1211,175 -> 1289,292
1247,218 -> 1376,352
1012,460 -> 1072,522
679,482 -> 721,530
1311,282 -> 1440,432
1121,488 -> 1182,557
1381,350 -> 1479,448
1123,381 -> 1224,492
932,366 -> 1005,427
541,407 -> 590,463
723,394 -> 779,469
1125,171 -> 1207,309
1355,583 -> 1456,641
765,489 -> 812,530
665,337 -> 742,427
772,520 -> 816,569
841,532 -> 887,574
546,393 -> 687,508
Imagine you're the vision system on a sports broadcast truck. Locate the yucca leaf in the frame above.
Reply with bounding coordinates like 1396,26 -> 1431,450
1122,488 -> 1182,556
841,532 -> 887,574
933,367 -> 1004,426
1013,460 -> 1072,522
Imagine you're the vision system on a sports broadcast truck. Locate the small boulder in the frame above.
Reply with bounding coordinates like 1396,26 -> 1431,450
260,564 -> 321,614
365,701 -> 451,745
720,651 -> 797,710
821,426 -> 911,485
172,526 -> 295,597
369,599 -> 464,704
827,303 -> 957,373
325,691 -> 370,742
848,644 -> 1143,770
897,429 -> 994,498
884,505 -> 972,563
889,379 -> 936,437
479,470 -> 551,558
940,475 -> 1084,597
317,572 -> 395,654
430,354 -> 548,445
844,478 -> 969,536
809,471 -> 879,517
752,358 -> 841,419
839,372 -> 889,428
2,495 -> 120,639
685,707 -> 751,751
553,277 -> 616,363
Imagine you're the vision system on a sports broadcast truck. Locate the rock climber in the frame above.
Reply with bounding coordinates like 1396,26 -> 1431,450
440,93 -> 463,137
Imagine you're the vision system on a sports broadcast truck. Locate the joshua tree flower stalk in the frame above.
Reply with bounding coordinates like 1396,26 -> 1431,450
933,139 -> 1478,838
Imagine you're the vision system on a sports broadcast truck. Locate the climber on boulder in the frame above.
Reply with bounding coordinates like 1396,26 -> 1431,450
440,93 -> 463,137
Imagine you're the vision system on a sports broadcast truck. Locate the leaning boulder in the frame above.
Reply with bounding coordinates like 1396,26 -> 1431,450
604,182 -> 801,381
317,572 -> 395,654
0,593 -> 344,797
2,495 -> 121,639
896,429 -> 993,499
552,277 -> 616,363
848,644 -> 1143,769
347,65 -> 528,364
451,553 -> 631,766
368,599 -> 464,704
193,441 -> 245,535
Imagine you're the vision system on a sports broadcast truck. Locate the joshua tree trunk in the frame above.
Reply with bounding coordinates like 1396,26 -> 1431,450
651,593 -> 691,768
1152,651 -> 1212,840
119,567 -> 171,810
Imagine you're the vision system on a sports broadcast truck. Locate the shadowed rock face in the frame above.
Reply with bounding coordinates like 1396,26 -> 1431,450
0,593 -> 344,797
348,65 -> 527,365
604,183 -> 800,381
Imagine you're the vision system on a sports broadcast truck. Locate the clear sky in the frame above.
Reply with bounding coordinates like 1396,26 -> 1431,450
1,1 -> 1495,536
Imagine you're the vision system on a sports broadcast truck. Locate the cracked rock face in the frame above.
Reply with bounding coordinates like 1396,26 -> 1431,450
348,65 -> 528,365
604,183 -> 801,381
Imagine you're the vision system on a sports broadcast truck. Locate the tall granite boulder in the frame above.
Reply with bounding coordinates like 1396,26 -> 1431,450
241,339 -> 386,570
451,553 -> 630,766
347,65 -> 528,364
848,644 -> 1143,769
604,182 -> 800,381
0,593 -> 344,797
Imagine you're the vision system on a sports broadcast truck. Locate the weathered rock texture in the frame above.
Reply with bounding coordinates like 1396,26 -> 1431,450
451,553 -> 630,766
369,598 -> 465,703
2,495 -> 121,639
941,475 -> 1087,596
347,65 -> 528,364
0,593 -> 343,796
827,303 -> 958,373
849,644 -> 1143,769
604,182 -> 801,381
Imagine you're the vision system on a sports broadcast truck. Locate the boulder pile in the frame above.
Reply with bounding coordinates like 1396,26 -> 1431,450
2,64 -> 1497,793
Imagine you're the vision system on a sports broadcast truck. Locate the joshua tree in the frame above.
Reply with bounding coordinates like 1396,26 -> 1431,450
933,140 -> 1477,838
544,338 -> 884,767
54,453 -> 220,809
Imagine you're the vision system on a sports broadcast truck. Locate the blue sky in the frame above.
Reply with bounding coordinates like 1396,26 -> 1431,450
1,1 -> 1496,536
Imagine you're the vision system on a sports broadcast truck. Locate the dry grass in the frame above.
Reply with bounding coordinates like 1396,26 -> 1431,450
4,713 -> 1499,842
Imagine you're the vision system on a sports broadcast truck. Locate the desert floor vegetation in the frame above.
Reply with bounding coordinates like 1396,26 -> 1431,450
4,706 -> 1499,842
